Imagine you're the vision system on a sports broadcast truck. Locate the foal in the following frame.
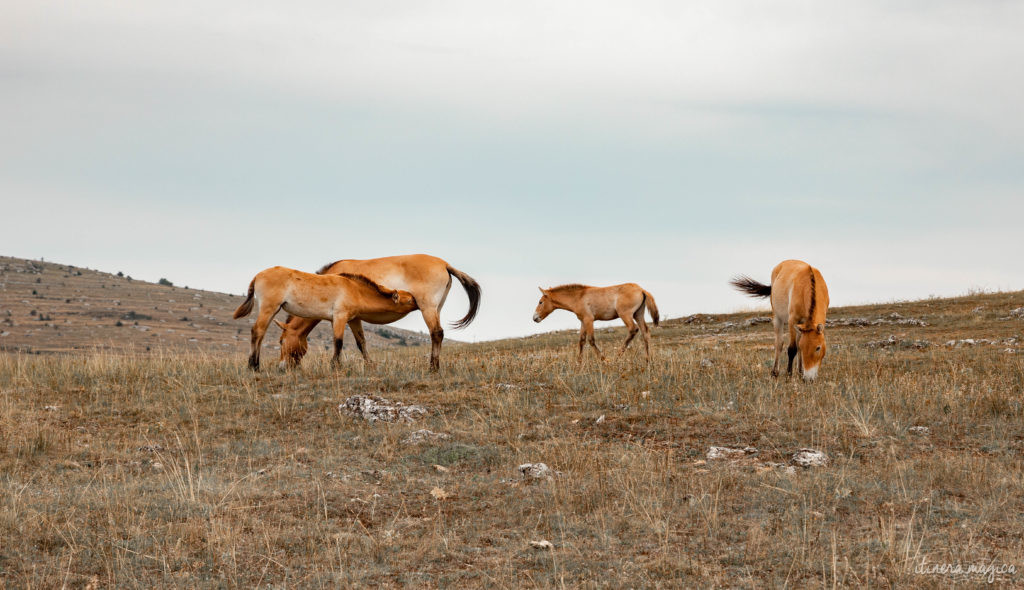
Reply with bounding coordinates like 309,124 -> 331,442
233,267 -> 417,371
533,283 -> 659,364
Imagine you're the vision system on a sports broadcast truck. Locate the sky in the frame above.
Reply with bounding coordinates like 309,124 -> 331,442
2,1 -> 1023,341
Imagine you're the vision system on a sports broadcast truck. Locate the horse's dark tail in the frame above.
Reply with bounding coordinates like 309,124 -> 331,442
233,280 -> 255,319
446,265 -> 481,329
643,290 -> 660,326
730,275 -> 772,298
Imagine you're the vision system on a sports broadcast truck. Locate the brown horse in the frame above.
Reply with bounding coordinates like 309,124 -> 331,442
731,259 -> 830,380
533,283 -> 659,364
233,266 -> 417,371
277,254 -> 480,372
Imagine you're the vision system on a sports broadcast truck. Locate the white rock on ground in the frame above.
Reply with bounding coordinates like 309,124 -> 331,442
908,426 -> 931,436
791,449 -> 829,467
518,463 -> 553,479
707,446 -> 758,460
530,540 -> 554,550
340,395 -> 427,423
401,429 -> 451,445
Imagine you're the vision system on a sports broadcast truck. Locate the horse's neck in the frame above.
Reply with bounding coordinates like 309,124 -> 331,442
550,291 -> 583,313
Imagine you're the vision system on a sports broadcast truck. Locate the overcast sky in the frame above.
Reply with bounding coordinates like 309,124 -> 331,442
2,1 -> 1022,340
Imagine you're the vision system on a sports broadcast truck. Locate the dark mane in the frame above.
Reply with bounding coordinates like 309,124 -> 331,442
336,273 -> 396,299
315,259 -> 348,275
807,268 -> 817,320
547,283 -> 589,293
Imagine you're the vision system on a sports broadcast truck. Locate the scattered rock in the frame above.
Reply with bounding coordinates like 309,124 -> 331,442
595,414 -> 605,425
432,464 -> 450,474
866,335 -> 931,350
700,358 -> 714,368
908,426 -> 930,436
745,316 -> 771,326
791,449 -> 829,468
340,395 -> 427,423
529,540 -> 554,550
707,446 -> 758,460
518,463 -> 554,479
829,313 -> 928,327
402,429 -> 451,445
429,487 -> 451,500
137,444 -> 164,453
43,405 -> 60,411
495,383 -> 517,391
1008,307 -> 1024,318
151,462 -> 164,471
945,337 -> 1019,348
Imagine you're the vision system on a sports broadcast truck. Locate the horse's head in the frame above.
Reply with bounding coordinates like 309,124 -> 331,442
276,319 -> 308,368
796,323 -> 826,380
533,287 -> 555,323
392,290 -> 417,309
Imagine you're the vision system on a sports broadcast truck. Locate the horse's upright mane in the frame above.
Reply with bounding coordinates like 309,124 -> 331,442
315,259 -> 348,275
807,268 -> 817,320
336,273 -> 396,298
548,283 -> 589,293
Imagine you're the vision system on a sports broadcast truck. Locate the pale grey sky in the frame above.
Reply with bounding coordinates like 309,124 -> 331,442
2,1 -> 1022,340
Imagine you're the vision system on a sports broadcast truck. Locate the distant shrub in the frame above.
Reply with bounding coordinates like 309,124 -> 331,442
158,278 -> 173,286
117,271 -> 124,277
115,320 -> 123,327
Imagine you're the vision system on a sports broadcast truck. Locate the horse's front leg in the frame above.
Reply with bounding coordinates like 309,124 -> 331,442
330,315 -> 350,367
584,317 -> 604,362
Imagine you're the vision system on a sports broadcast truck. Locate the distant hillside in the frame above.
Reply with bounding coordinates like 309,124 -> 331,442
0,256 -> 430,356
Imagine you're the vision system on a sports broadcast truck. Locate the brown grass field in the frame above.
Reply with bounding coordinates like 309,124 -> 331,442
1,275 -> 1023,587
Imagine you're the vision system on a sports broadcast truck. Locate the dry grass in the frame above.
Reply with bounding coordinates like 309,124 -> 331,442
1,290 -> 1023,587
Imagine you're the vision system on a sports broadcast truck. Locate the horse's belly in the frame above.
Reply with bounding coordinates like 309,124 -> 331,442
282,301 -> 332,321
594,310 -> 618,321
357,311 -> 412,325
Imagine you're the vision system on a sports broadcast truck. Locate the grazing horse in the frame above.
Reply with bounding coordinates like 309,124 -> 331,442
533,283 -> 660,364
277,254 -> 480,372
730,259 -> 830,381
233,267 -> 417,371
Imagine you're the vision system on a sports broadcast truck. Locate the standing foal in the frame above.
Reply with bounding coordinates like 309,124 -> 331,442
533,283 -> 659,364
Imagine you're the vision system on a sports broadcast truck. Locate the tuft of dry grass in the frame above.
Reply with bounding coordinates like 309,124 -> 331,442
1,290 -> 1023,587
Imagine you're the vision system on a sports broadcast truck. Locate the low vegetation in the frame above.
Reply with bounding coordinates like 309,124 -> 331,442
1,289 -> 1022,586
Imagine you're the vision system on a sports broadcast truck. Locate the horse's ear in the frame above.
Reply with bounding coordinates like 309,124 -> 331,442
274,319 -> 287,330
538,287 -> 546,295
816,323 -> 824,334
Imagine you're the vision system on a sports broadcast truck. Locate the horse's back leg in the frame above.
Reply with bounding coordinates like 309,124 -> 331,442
249,300 -> 281,371
421,307 -> 444,372
617,308 -> 639,356
348,319 -> 372,365
771,316 -> 785,377
634,304 -> 651,361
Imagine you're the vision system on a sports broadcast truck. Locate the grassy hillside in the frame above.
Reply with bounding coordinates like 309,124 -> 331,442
0,255 -> 429,356
0,288 -> 1022,587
